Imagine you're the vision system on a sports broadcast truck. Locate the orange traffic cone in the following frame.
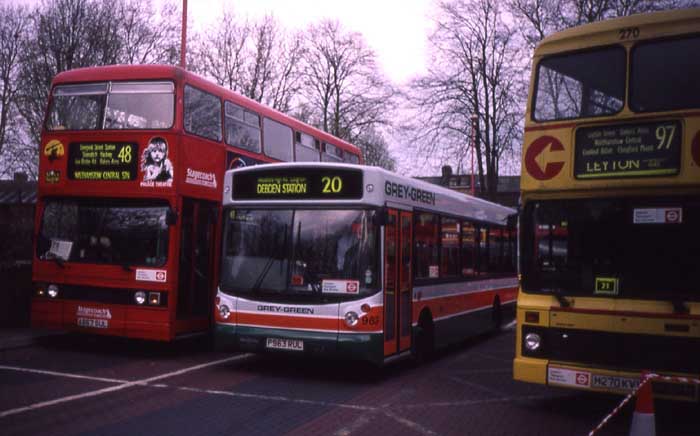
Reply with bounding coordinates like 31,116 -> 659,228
629,376 -> 656,436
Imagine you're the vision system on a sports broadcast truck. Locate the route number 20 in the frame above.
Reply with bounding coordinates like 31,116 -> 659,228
322,176 -> 343,193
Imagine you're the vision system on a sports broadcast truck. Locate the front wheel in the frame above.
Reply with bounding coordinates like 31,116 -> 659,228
413,315 -> 434,364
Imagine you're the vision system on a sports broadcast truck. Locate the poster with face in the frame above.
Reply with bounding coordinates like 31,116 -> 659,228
141,137 -> 173,184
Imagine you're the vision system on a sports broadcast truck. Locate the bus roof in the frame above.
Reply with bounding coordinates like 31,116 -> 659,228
50,64 -> 361,158
535,8 -> 700,56
224,163 -> 516,226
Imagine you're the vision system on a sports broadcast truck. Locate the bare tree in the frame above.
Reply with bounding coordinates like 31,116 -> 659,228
0,5 -> 29,167
355,128 -> 396,170
402,0 -> 524,198
191,11 -> 249,92
118,0 -> 180,65
299,20 -> 395,147
509,0 -> 700,50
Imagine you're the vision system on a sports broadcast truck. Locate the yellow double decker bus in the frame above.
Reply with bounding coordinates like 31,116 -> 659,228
514,8 -> 700,400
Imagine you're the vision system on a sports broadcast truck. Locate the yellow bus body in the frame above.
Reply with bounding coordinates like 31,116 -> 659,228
516,8 -> 700,401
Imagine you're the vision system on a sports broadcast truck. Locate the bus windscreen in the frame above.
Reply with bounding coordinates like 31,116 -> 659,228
220,208 -> 378,301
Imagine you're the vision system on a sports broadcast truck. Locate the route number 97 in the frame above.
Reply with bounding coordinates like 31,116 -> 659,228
322,176 -> 343,193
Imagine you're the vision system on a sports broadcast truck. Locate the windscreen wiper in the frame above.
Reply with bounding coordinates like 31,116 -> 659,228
51,256 -> 66,269
549,289 -> 570,308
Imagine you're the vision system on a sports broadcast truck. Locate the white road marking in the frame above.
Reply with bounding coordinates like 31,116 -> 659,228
402,394 -> 570,409
504,320 -> 517,330
449,376 -> 507,397
333,413 -> 374,436
0,365 -> 127,384
0,354 -> 252,419
176,386 -> 374,411
383,409 -> 439,436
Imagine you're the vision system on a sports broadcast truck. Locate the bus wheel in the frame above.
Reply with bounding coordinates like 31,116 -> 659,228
491,297 -> 502,332
414,312 -> 434,363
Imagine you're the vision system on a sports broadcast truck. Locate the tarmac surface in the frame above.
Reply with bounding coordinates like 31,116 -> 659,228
0,325 -> 698,436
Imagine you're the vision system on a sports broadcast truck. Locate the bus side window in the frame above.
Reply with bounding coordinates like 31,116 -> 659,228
461,221 -> 477,277
184,85 -> 222,142
440,217 -> 460,277
478,226 -> 489,275
225,101 -> 261,153
294,131 -> 320,162
414,213 -> 439,279
321,142 -> 343,162
263,118 -> 293,161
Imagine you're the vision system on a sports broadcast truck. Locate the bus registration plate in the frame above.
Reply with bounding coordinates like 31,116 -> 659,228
77,318 -> 108,329
266,338 -> 304,351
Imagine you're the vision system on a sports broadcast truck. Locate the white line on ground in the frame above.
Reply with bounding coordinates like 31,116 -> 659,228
0,365 -> 128,384
176,386 -> 374,411
401,394 -> 570,409
449,376 -> 507,397
0,354 -> 252,419
382,409 -> 439,436
504,320 -> 517,330
333,413 -> 375,436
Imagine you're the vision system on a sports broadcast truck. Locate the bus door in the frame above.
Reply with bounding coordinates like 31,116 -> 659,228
398,211 -> 413,352
176,198 -> 218,326
383,209 -> 413,357
383,210 -> 399,356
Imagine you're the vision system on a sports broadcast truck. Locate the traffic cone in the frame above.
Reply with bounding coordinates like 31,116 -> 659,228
629,376 -> 656,436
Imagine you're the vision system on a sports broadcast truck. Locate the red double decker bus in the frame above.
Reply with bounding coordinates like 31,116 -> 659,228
31,64 -> 362,341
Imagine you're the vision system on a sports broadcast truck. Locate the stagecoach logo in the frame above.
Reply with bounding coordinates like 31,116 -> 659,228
185,168 -> 217,189
525,136 -> 565,180
384,181 -> 436,205
76,306 -> 112,319
44,139 -> 65,160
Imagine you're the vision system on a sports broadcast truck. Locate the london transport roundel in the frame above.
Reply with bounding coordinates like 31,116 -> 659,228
525,136 -> 565,181
692,131 -> 700,167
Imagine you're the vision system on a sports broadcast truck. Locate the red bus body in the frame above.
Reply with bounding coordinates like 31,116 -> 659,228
31,65 -> 362,341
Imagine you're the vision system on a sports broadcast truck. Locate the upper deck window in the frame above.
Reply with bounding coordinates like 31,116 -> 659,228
294,131 -> 320,162
263,118 -> 293,161
184,85 -> 222,142
47,81 -> 174,131
225,101 -> 261,153
630,35 -> 700,112
533,46 -> 625,122
322,142 -> 343,162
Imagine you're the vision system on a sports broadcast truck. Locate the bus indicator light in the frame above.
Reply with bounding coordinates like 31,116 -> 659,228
692,131 -> 700,166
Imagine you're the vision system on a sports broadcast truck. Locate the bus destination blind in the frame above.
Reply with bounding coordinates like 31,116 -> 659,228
574,120 -> 681,179
68,142 -> 138,181
233,168 -> 363,200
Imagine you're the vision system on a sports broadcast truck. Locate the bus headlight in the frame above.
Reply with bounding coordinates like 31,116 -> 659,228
344,311 -> 359,328
219,304 -> 231,319
134,291 -> 146,305
47,284 -> 59,298
524,332 -> 541,351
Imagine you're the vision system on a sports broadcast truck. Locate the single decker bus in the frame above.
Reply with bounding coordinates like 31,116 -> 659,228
215,163 -> 517,365
514,8 -> 700,400
32,65 -> 362,341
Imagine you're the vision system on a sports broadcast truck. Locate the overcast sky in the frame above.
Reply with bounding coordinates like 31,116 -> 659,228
11,0 -> 434,85
188,0 -> 433,85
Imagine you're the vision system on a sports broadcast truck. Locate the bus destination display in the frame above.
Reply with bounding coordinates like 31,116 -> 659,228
574,120 -> 681,179
233,168 -> 363,200
68,142 -> 138,181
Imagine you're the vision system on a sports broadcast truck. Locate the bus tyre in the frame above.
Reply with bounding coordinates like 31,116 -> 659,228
491,298 -> 502,332
414,313 -> 434,364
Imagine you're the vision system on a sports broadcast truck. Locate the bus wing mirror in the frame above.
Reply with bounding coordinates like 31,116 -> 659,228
166,209 -> 178,226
